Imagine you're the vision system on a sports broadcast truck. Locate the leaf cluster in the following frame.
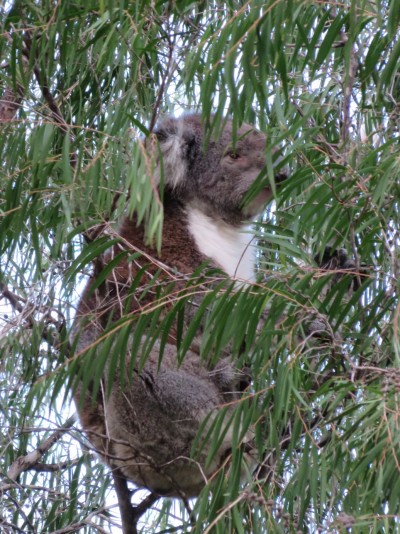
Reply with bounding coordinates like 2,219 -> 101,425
0,0 -> 399,532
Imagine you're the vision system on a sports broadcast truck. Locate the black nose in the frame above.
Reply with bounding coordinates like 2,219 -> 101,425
275,170 -> 289,184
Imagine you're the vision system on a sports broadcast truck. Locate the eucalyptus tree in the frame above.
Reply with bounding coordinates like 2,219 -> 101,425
0,1 -> 399,533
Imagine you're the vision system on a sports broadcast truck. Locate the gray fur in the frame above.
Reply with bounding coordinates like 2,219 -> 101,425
155,115 -> 282,224
73,114 -> 283,497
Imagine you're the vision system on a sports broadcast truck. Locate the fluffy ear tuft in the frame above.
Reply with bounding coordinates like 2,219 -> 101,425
154,118 -> 196,189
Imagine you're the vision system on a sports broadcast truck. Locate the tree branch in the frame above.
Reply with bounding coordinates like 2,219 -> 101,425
5,415 -> 77,482
113,470 -> 159,534
0,280 -> 67,349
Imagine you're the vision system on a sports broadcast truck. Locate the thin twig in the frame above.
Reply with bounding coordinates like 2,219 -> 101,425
5,415 -> 77,482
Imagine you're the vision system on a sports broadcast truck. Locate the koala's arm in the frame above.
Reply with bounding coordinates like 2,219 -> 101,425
256,246 -> 368,353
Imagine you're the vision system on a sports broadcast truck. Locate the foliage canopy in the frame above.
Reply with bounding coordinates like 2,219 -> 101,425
0,1 -> 399,533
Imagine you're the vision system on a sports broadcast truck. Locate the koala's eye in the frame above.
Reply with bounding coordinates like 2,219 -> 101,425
228,151 -> 240,159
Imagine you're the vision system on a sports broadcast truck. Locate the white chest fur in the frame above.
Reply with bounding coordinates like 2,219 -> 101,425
187,208 -> 256,282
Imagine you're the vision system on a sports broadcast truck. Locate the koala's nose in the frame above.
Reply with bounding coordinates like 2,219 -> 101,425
275,169 -> 289,183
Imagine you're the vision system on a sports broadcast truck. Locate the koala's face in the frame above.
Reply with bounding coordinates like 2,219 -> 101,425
155,115 -> 285,224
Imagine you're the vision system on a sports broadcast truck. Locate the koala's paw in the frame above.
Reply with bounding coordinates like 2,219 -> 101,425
303,314 -> 340,342
210,359 -> 252,396
315,246 -> 369,291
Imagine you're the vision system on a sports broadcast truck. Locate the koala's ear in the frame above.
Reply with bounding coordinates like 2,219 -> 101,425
153,119 -> 195,188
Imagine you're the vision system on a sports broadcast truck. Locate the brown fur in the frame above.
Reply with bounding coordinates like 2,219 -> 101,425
73,115 -> 283,496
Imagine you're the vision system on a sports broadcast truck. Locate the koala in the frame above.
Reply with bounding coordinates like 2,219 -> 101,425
72,114 -> 285,498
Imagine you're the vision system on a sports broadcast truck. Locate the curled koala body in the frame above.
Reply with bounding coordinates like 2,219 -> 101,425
73,114 -> 283,497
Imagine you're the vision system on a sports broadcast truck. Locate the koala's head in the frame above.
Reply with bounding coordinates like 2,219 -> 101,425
153,114 -> 286,225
